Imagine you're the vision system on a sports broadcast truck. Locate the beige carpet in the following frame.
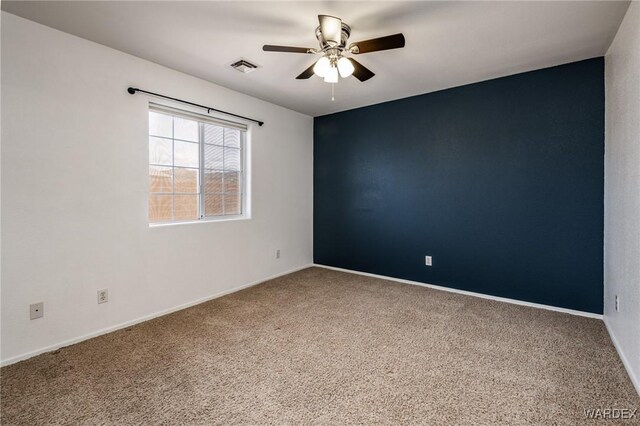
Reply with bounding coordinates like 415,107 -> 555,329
1,267 -> 638,425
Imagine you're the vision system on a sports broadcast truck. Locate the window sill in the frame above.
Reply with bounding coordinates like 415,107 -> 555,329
149,215 -> 250,228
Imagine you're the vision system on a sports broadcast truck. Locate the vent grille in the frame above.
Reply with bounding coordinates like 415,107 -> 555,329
230,59 -> 259,74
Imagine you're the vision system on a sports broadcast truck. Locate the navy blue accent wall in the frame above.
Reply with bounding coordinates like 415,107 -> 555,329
314,58 -> 604,314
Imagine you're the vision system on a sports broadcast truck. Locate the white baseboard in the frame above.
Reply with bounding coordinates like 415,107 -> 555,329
314,264 -> 603,320
604,317 -> 640,397
0,264 -> 313,367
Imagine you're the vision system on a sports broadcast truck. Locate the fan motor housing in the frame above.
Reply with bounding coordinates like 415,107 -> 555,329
315,23 -> 351,51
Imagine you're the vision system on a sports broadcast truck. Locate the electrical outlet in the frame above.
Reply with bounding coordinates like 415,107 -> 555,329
425,256 -> 433,266
615,295 -> 619,312
30,302 -> 44,320
276,249 -> 281,259
97,289 -> 108,304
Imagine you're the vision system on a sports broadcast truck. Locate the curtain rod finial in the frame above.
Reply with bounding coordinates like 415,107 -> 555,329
127,87 -> 137,95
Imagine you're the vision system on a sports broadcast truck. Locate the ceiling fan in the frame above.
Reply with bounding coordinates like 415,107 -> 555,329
263,15 -> 405,83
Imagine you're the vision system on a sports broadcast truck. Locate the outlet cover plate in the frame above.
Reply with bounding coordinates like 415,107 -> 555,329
30,302 -> 44,320
425,256 -> 433,266
97,289 -> 108,304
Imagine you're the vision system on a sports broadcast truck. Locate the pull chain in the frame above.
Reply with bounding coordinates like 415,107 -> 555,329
331,83 -> 335,101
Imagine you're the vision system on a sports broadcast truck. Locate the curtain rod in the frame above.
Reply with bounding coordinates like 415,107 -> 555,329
127,87 -> 264,126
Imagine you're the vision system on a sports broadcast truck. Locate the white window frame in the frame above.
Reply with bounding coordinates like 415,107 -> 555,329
148,102 -> 251,226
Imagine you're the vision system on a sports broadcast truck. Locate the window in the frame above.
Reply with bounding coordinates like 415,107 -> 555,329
148,104 -> 247,224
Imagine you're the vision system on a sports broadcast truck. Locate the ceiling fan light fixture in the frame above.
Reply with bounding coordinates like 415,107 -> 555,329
337,57 -> 355,78
324,66 -> 339,83
313,56 -> 331,77
263,14 -> 405,85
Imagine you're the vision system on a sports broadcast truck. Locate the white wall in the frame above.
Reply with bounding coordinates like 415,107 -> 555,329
0,13 -> 313,364
604,1 -> 640,395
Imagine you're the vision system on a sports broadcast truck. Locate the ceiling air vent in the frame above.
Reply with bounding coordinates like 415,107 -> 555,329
230,58 -> 259,74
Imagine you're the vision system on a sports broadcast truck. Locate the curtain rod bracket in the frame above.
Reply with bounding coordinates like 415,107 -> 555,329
127,87 -> 264,126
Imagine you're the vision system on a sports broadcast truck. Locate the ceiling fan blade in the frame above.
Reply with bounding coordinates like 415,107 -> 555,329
263,45 -> 315,54
349,33 -> 405,54
296,62 -> 317,79
348,58 -> 375,82
318,15 -> 342,46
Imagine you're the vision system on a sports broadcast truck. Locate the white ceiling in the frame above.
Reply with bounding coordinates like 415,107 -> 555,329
2,1 -> 630,117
